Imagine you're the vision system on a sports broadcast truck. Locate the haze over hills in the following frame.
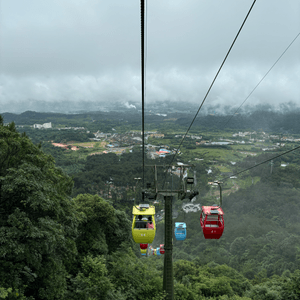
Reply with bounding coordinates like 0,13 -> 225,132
1,99 -> 299,115
2,103 -> 300,134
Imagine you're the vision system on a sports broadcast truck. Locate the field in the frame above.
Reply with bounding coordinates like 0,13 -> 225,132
69,141 -> 107,148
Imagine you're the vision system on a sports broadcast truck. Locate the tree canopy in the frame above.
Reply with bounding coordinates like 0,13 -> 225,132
0,118 -> 80,298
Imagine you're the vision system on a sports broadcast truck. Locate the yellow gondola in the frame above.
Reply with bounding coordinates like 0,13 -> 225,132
140,248 -> 147,255
132,204 -> 156,243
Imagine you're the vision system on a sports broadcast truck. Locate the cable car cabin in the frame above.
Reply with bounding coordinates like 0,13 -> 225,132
160,244 -> 165,254
140,243 -> 148,250
132,204 -> 156,244
200,205 -> 224,239
149,246 -> 156,256
140,248 -> 147,255
140,244 -> 148,255
174,222 -> 187,241
156,247 -> 161,256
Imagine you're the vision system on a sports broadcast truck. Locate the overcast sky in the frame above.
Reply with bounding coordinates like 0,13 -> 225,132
0,0 -> 299,113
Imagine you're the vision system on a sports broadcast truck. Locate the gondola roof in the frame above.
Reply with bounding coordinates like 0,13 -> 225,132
132,204 -> 155,215
202,205 -> 224,215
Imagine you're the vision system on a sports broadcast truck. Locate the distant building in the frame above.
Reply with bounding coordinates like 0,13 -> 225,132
158,148 -> 170,153
156,149 -> 171,156
94,131 -> 110,138
33,122 -> 52,129
43,122 -> 52,128
132,137 -> 142,142
190,135 -> 202,140
33,124 -> 43,129
149,133 -> 164,138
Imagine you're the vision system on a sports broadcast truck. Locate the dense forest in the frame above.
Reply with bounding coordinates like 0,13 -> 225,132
1,114 -> 300,299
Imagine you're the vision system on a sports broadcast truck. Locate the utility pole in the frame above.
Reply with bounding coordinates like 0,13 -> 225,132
215,181 -> 223,206
209,181 -> 223,206
270,160 -> 273,174
194,170 -> 197,187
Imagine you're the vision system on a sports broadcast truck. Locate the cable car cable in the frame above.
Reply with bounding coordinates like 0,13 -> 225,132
221,31 -> 300,129
170,0 -> 257,165
163,0 -> 257,186
141,0 -> 146,200
221,144 -> 300,181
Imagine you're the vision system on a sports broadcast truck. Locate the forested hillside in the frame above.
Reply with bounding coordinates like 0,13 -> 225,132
1,115 -> 300,299
3,108 -> 300,133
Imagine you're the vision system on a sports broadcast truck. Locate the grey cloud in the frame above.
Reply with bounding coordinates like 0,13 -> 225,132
0,0 -> 299,113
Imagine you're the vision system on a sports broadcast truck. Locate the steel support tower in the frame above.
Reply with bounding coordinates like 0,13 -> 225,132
144,165 -> 195,300
163,195 -> 174,299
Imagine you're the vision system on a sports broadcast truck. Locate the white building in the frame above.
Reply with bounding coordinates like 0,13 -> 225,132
43,122 -> 52,128
33,122 -> 52,129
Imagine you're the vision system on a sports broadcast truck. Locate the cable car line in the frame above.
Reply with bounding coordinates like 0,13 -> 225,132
159,0 -> 257,244
221,144 -> 300,181
163,0 -> 257,185
222,31 -> 300,129
141,0 -> 146,200
165,0 -> 257,169
132,0 -> 157,259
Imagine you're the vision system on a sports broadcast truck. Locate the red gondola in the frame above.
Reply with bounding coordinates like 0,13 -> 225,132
160,244 -> 165,254
140,243 -> 148,250
200,205 -> 224,239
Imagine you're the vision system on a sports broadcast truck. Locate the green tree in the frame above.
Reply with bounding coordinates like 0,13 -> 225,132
0,117 -> 80,299
73,194 -> 134,259
107,249 -> 164,300
69,255 -> 113,300
281,269 -> 300,300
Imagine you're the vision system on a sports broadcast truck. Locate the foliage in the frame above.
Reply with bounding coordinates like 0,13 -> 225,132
73,194 -> 134,259
107,249 -> 164,300
0,119 -> 80,299
17,127 -> 94,145
71,151 -> 184,202
0,288 -> 12,299
173,261 -> 250,299
69,255 -> 113,300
